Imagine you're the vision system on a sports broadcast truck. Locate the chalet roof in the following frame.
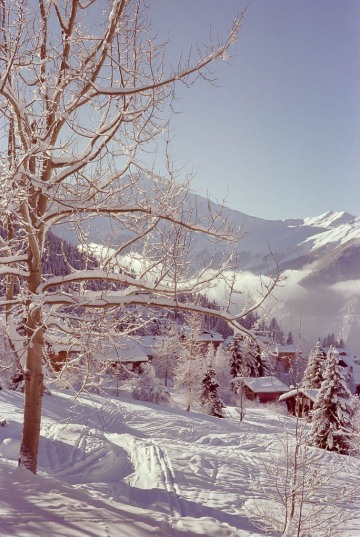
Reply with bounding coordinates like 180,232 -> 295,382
137,335 -> 164,356
45,329 -> 82,353
198,329 -> 224,343
279,388 -> 320,403
239,376 -> 289,394
337,353 -> 360,384
96,338 -> 149,363
180,327 -> 224,343
276,344 -> 302,355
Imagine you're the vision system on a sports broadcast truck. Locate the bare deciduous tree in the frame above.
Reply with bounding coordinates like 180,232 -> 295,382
246,418 -> 359,536
0,0 -> 277,474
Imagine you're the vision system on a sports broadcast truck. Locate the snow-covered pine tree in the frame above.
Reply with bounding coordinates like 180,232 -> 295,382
200,364 -> 225,418
301,340 -> 325,389
229,335 -> 270,382
242,336 -> 271,377
308,346 -> 356,454
173,313 -> 206,412
229,334 -> 247,380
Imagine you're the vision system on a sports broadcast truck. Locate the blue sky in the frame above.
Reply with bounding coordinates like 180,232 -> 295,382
149,0 -> 359,220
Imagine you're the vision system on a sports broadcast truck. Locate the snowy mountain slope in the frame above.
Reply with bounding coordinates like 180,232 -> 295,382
1,388 -> 359,537
54,187 -> 357,275
302,210 -> 356,229
299,239 -> 360,286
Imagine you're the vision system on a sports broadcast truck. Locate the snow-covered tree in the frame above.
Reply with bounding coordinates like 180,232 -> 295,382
229,334 -> 247,381
152,324 -> 181,387
229,335 -> 270,384
205,342 -> 216,366
301,340 -> 325,389
133,363 -> 171,405
269,317 -> 285,344
0,0 -> 278,474
309,346 -> 356,454
213,344 -> 231,389
200,364 -> 225,418
250,421 -> 357,536
173,313 -> 206,412
242,336 -> 271,377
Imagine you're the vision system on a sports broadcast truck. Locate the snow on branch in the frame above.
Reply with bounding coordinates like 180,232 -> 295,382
37,268 -> 172,294
0,267 -> 30,278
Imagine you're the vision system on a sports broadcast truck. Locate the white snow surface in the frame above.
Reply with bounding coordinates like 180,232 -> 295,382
1,387 -> 360,537
302,211 -> 353,229
300,217 -> 360,251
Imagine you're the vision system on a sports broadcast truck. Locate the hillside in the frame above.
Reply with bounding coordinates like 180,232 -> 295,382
0,387 -> 359,537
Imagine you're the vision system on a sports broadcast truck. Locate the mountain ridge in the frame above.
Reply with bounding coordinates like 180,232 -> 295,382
53,189 -> 359,353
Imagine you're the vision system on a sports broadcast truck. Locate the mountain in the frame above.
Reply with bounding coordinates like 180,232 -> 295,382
53,189 -> 359,355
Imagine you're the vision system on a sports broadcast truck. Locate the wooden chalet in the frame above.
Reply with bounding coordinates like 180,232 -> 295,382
46,330 -> 148,372
279,388 -> 319,418
238,376 -> 289,403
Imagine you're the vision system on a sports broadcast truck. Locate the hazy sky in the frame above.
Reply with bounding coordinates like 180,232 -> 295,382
149,0 -> 359,220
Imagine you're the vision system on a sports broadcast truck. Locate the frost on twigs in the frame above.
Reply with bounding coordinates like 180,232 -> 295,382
133,363 -> 171,406
246,424 -> 360,536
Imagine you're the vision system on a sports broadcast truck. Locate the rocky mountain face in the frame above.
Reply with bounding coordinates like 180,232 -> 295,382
53,187 -> 359,355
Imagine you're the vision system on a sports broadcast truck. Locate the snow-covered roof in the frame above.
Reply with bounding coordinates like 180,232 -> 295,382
279,388 -> 320,403
137,335 -> 164,355
276,345 -> 302,355
45,330 -> 82,353
338,353 -> 360,385
198,329 -> 224,342
103,342 -> 149,363
240,376 -> 289,394
180,326 -> 223,343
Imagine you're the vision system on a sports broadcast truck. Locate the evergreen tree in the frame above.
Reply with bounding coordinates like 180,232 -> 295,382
286,331 -> 294,345
243,337 -> 271,377
309,346 -> 356,454
301,340 -> 325,389
269,317 -> 285,344
213,316 -> 233,339
229,334 -> 270,382
200,365 -> 225,418
239,311 -> 259,330
205,342 -> 216,366
229,334 -> 247,380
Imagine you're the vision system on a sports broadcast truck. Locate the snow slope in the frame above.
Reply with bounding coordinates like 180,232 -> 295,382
1,387 -> 359,537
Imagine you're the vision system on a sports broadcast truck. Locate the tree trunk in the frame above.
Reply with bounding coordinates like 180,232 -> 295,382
19,270 -> 44,474
19,341 -> 44,474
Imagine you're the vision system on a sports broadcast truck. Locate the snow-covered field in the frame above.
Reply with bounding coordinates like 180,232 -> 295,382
1,387 -> 359,537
